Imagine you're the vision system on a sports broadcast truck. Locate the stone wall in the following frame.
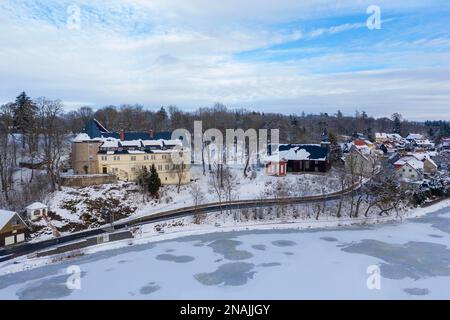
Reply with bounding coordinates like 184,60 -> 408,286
61,174 -> 118,187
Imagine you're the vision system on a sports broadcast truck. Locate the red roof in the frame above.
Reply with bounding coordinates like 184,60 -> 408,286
353,139 -> 367,146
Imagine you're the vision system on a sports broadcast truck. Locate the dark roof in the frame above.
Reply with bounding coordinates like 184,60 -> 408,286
279,144 -> 329,161
82,119 -> 172,141
82,119 -> 109,138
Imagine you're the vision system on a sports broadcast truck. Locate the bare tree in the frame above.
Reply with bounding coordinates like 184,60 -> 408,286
36,98 -> 68,192
222,166 -> 237,216
209,163 -> 225,215
0,103 -> 16,203
190,183 -> 206,224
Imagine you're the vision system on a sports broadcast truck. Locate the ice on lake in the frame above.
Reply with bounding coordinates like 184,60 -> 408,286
1,206 -> 450,299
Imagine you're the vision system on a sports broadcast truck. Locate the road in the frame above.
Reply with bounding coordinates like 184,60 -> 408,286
0,182 -> 363,262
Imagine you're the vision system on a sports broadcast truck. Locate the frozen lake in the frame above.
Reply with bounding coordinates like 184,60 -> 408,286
1,205 -> 450,299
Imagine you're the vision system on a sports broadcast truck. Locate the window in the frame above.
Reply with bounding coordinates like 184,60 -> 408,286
165,165 -> 170,170
158,165 -> 162,171
151,155 -> 156,160
144,155 -> 149,161
131,156 -> 136,161
113,156 -> 120,161
101,156 -> 108,161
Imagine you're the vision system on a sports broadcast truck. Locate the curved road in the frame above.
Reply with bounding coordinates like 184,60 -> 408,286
0,183 -> 362,262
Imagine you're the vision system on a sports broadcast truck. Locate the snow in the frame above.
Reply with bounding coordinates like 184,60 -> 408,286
395,157 -> 424,170
1,201 -> 450,299
120,140 -> 141,147
282,148 -> 311,161
72,133 -> 92,142
0,210 -> 16,229
101,138 -> 119,148
25,202 -> 47,211
18,164 -> 345,242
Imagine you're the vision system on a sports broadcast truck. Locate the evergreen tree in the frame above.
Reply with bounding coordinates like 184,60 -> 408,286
148,164 -> 161,198
391,113 -> 402,134
13,92 -> 36,134
328,132 -> 343,164
136,166 -> 150,190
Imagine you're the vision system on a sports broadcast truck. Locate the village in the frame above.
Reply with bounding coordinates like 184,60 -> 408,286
1,114 -> 450,249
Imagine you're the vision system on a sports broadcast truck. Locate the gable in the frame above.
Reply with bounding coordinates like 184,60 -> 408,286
0,211 -> 28,233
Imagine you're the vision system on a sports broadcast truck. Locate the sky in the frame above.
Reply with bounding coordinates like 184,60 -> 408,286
0,0 -> 449,121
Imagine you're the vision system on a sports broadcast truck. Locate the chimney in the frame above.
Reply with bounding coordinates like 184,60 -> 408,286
120,129 -> 125,141
148,129 -> 154,139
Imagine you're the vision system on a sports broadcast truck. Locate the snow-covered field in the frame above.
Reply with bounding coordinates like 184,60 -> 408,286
1,200 -> 450,299
31,165 -> 343,240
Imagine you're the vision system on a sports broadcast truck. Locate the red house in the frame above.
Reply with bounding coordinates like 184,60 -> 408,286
264,155 -> 287,176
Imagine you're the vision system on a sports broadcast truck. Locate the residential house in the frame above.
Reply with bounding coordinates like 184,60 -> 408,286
344,148 -> 376,177
397,161 -> 423,182
439,138 -> 450,151
394,154 -> 437,176
374,133 -> 403,143
412,153 -> 438,175
0,210 -> 28,247
263,155 -> 287,176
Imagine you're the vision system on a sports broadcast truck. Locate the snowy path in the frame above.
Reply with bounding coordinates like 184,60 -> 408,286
1,204 -> 450,299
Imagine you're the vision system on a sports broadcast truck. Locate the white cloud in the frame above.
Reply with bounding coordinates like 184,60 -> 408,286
0,0 -> 449,121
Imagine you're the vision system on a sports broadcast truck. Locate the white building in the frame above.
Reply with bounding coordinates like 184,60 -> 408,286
26,202 -> 48,221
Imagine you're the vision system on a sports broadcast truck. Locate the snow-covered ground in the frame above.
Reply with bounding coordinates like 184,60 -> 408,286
1,200 -> 450,299
29,165 -> 343,240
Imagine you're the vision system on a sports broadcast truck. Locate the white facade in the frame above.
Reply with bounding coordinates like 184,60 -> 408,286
26,202 -> 48,221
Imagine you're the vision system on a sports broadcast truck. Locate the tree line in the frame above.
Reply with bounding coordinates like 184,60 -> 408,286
1,91 -> 445,211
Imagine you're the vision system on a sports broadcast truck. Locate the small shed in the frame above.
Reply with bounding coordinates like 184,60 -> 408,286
0,210 -> 28,247
264,155 -> 287,176
26,202 -> 48,221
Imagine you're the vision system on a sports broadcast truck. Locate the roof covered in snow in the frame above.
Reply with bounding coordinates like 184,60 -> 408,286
26,202 -> 48,210
406,133 -> 425,140
277,144 -> 328,161
0,209 -> 18,230
395,157 -> 424,171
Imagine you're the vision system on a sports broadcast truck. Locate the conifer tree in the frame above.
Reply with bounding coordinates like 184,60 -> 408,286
148,164 -> 161,198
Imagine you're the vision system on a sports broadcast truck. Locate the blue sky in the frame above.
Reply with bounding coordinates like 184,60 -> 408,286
0,0 -> 449,120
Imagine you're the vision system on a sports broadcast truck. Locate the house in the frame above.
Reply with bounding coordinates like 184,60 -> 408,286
26,202 -> 48,221
439,138 -> 450,151
72,120 -> 191,185
344,149 -> 376,177
412,153 -> 438,175
351,139 -> 375,156
374,133 -> 403,143
272,143 -> 331,173
263,155 -> 287,176
397,161 -> 423,182
406,133 -> 425,141
0,210 -> 28,247
394,154 -> 438,176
